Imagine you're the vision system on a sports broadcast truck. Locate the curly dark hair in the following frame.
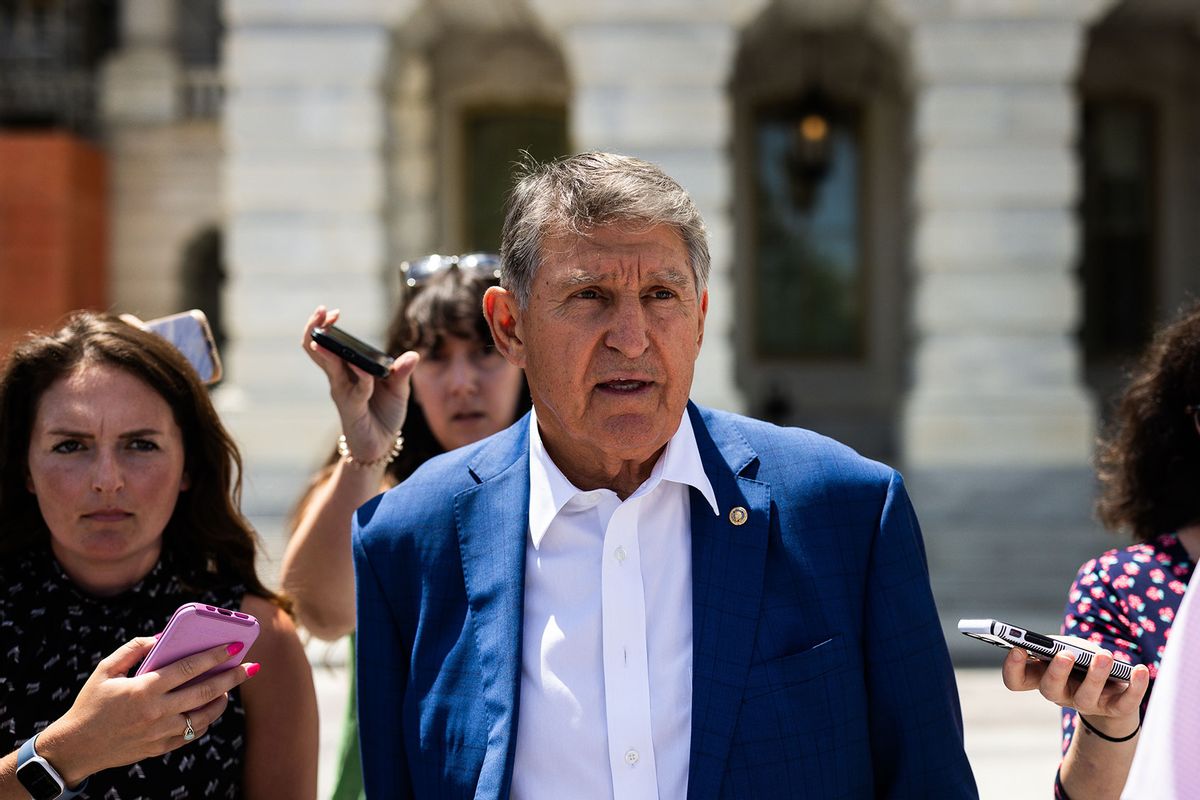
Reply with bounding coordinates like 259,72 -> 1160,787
0,311 -> 287,610
1095,301 -> 1200,541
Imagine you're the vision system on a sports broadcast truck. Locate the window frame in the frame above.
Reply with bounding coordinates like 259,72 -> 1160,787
745,92 -> 871,364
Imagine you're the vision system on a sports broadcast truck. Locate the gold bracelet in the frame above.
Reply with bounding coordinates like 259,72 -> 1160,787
337,432 -> 404,468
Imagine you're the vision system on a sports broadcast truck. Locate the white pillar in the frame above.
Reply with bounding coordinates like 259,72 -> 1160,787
528,0 -> 770,414
882,0 -> 1122,656
888,0 -> 1118,469
218,1 -> 414,531
101,0 -> 224,320
100,0 -> 181,123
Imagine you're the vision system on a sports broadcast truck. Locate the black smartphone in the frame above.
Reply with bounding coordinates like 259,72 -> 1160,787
959,618 -> 1134,682
311,325 -> 393,378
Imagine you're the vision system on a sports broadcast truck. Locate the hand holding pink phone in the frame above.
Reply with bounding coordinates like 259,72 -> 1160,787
136,603 -> 260,684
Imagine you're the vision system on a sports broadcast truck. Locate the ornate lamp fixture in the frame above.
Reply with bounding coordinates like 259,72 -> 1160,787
786,87 -> 835,211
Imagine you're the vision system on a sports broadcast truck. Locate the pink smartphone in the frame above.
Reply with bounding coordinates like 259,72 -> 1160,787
135,603 -> 260,685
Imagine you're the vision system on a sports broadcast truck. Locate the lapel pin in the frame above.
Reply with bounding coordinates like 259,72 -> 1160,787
728,506 -> 748,526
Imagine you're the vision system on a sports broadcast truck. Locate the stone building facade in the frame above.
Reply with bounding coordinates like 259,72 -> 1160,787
12,0 -> 1199,655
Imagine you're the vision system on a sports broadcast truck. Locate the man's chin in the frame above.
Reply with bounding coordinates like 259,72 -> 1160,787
593,415 -> 677,455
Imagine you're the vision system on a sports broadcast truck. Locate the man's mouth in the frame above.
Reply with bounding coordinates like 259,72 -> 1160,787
451,411 -> 486,422
597,379 -> 652,393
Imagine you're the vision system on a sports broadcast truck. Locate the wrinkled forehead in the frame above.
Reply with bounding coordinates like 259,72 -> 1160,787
33,363 -> 175,430
536,223 -> 694,289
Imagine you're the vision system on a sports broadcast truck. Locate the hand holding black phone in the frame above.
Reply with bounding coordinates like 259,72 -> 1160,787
311,325 -> 394,379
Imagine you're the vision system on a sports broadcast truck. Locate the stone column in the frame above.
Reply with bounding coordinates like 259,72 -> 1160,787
100,0 -> 181,123
219,2 -> 413,555
886,0 -> 1119,654
100,0 -> 224,319
891,0 -> 1120,468
386,49 -> 438,287
528,0 -> 770,413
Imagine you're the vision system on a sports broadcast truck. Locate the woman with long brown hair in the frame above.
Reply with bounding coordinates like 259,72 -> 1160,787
0,312 -> 317,800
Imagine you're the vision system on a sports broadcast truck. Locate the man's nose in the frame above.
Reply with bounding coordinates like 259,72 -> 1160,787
92,450 -> 124,493
604,299 -> 650,358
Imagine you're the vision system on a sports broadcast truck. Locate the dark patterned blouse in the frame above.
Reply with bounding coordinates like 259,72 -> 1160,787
0,545 -> 248,800
1052,532 -> 1193,798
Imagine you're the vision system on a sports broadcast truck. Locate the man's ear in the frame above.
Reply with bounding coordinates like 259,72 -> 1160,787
695,289 -> 709,351
483,286 -> 527,368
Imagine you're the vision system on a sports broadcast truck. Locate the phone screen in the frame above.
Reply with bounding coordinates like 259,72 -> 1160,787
144,311 -> 223,384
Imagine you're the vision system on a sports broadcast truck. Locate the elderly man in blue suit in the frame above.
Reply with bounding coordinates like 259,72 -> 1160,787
353,152 -> 977,799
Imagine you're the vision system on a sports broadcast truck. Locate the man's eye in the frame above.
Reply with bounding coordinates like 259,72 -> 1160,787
576,289 -> 600,300
129,439 -> 160,452
51,440 -> 84,454
650,289 -> 676,300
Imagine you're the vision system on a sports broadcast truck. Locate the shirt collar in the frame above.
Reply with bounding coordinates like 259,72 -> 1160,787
527,406 -> 720,549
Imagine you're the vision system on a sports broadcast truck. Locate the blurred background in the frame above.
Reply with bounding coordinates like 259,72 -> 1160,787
2,0 -> 1198,794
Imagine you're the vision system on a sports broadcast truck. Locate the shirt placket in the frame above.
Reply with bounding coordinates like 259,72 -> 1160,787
600,493 -> 660,800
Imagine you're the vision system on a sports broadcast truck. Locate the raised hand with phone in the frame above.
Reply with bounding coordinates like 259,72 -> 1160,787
303,305 -> 419,470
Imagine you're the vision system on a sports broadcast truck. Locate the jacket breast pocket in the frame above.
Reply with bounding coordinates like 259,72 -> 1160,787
742,634 -> 846,701
728,634 -> 871,797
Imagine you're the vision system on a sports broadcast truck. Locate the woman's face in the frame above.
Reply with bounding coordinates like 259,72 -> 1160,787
412,334 -> 524,452
26,363 -> 189,595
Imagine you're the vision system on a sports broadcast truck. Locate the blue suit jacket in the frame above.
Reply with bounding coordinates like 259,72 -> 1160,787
353,404 -> 978,799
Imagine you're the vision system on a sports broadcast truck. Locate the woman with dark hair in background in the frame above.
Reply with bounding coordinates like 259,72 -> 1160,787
1001,301 -> 1200,799
282,256 -> 528,800
0,312 -> 317,800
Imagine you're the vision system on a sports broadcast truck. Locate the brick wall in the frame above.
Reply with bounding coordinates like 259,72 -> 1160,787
0,131 -> 107,356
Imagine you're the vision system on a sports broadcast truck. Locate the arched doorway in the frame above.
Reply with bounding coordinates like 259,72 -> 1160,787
386,2 -> 571,284
1078,0 -> 1200,412
731,3 -> 911,461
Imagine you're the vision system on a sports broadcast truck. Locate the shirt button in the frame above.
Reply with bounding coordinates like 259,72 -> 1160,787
614,545 -> 627,563
624,749 -> 639,765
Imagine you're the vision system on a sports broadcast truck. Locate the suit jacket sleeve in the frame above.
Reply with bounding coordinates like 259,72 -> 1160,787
865,471 -> 978,798
353,502 -> 415,800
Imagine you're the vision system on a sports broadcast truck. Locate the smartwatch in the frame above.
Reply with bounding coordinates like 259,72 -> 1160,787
15,733 -> 88,800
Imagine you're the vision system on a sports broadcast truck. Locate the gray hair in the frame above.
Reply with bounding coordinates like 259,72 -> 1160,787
499,152 -> 710,309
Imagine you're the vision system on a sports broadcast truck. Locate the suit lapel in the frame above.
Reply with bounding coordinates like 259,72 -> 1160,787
686,404 -> 771,800
455,417 -> 532,800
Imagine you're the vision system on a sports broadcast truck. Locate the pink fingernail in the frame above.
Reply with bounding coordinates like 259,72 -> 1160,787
154,632 -> 163,641
245,662 -> 261,677
227,642 -> 244,656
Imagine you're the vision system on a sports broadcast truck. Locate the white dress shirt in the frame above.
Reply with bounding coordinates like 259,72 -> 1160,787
510,409 -> 719,800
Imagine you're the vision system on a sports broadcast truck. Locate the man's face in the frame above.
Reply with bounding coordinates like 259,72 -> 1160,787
489,224 -> 707,479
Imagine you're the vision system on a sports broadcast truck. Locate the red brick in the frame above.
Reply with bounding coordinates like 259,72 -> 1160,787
0,132 -> 108,354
